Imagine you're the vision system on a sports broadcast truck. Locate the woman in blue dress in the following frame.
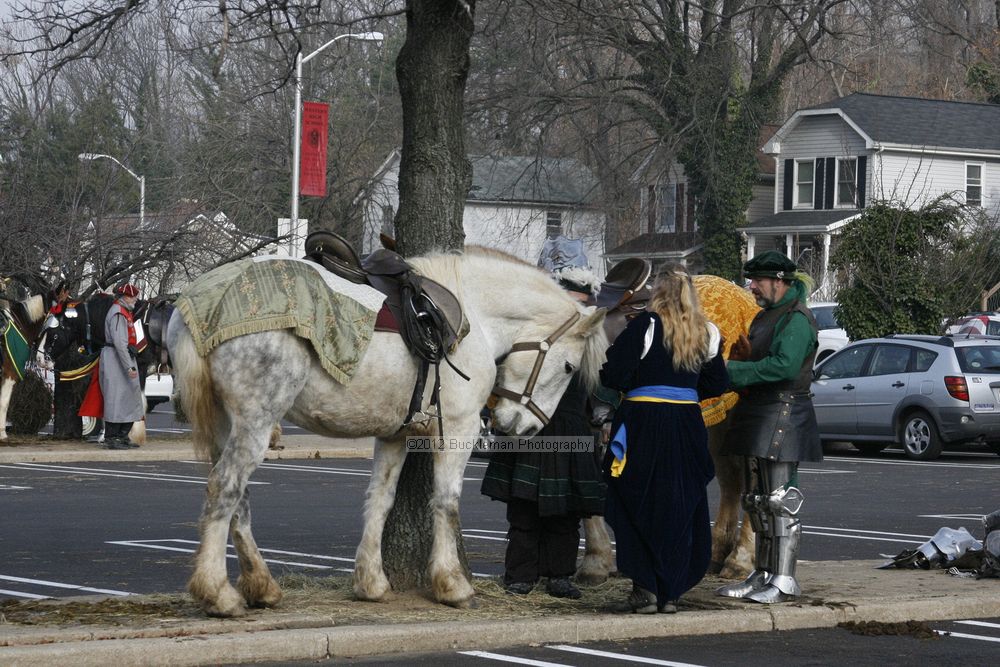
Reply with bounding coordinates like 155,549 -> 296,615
600,265 -> 728,613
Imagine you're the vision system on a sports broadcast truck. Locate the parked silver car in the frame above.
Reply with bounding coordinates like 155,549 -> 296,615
811,334 -> 1000,460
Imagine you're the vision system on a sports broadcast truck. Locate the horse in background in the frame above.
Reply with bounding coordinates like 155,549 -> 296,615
0,293 -> 49,440
575,271 -> 761,584
42,292 -> 173,443
167,251 -> 607,617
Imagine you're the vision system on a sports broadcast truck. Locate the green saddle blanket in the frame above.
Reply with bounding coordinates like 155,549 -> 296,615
174,257 -> 384,384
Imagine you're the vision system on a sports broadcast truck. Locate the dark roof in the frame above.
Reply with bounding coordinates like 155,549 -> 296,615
742,209 -> 860,231
467,155 -> 599,205
809,93 -> 1000,152
605,231 -> 701,257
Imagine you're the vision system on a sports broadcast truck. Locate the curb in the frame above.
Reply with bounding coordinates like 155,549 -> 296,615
4,591 -> 1000,666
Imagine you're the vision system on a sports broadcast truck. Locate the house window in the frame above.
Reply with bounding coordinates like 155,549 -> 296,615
380,205 -> 394,235
546,210 -> 562,238
656,185 -> 676,233
837,158 -> 858,206
795,160 -> 814,207
967,164 -> 983,207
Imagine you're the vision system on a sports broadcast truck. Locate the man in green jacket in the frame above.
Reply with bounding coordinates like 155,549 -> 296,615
716,250 -> 822,604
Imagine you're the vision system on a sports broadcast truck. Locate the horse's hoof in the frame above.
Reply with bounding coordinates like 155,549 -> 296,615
719,561 -> 752,580
239,575 -> 283,608
707,560 -> 725,575
444,596 -> 478,610
353,578 -> 391,602
202,594 -> 248,618
574,570 -> 608,586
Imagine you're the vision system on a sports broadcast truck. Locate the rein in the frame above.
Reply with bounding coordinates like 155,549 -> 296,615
490,311 -> 581,426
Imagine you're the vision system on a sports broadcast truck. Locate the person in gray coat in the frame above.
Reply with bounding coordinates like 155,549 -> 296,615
101,283 -> 144,450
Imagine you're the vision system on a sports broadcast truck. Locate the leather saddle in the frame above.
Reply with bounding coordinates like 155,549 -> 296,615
596,258 -> 652,311
304,231 -> 466,356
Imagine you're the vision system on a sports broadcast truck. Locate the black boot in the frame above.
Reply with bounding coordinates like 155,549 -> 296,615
546,577 -> 581,599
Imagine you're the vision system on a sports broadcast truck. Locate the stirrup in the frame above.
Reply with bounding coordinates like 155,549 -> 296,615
715,569 -> 769,598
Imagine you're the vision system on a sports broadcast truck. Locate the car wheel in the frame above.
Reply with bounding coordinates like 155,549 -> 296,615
899,411 -> 943,461
81,416 -> 100,438
852,442 -> 887,456
987,442 -> 1000,456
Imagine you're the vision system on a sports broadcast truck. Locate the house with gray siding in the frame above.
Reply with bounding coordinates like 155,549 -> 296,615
746,93 -> 1000,296
606,127 -> 778,274
361,150 -> 607,277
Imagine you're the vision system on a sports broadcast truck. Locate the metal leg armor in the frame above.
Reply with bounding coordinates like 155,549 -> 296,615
716,459 -> 772,598
747,461 -> 803,604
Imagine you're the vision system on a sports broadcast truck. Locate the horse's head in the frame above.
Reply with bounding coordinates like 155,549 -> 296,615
490,304 -> 607,436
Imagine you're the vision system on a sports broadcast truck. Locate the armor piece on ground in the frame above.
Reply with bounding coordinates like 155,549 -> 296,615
878,526 -> 983,570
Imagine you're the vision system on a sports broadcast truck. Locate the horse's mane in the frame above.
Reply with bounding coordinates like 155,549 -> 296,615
22,295 -> 45,323
408,247 -> 606,391
408,246 -> 567,308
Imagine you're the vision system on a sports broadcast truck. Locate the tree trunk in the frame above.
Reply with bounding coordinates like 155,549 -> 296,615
382,0 -> 475,592
393,0 -> 474,258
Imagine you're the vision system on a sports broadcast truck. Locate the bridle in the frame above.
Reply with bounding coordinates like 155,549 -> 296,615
489,311 -> 581,426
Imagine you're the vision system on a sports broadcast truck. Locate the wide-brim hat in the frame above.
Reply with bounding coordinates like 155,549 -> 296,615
743,250 -> 797,280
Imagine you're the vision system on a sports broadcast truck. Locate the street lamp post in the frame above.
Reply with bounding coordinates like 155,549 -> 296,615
78,153 -> 145,230
291,31 -> 383,229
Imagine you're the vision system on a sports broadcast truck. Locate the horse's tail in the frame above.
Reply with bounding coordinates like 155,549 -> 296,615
170,321 -> 220,462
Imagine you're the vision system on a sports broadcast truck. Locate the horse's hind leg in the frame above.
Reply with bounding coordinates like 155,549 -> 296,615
429,449 -> 476,608
232,488 -> 282,608
354,438 -> 407,601
189,422 -> 271,617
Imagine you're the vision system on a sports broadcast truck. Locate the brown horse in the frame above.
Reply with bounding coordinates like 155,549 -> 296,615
575,271 -> 760,584
0,294 -> 49,440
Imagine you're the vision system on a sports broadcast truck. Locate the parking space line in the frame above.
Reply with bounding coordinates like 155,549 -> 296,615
806,525 -> 930,539
107,538 -> 494,578
0,588 -> 50,599
0,484 -> 32,490
956,620 -> 1000,629
0,574 -> 131,596
934,630 -> 1000,643
457,651 -> 568,666
824,457 -> 1000,470
919,513 -> 985,522
1,463 -> 267,485
550,644 -> 708,666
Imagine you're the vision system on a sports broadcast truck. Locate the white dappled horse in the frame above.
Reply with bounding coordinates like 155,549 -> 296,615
167,248 -> 608,617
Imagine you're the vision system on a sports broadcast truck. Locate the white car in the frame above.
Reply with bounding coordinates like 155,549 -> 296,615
809,301 -> 849,366
144,371 -> 174,412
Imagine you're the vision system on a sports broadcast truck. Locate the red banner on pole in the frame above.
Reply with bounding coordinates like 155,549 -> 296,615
300,101 -> 329,197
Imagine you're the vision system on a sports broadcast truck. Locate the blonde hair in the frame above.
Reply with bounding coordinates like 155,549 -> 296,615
648,265 -> 709,372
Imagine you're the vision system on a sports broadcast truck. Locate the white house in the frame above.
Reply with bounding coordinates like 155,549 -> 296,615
744,93 -> 1000,295
360,150 -> 607,278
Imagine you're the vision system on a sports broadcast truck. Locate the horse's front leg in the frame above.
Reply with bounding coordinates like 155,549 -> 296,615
721,455 -> 756,579
708,416 -> 740,574
429,448 -> 476,608
353,437 -> 407,601
0,375 -> 13,440
576,516 -> 615,585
